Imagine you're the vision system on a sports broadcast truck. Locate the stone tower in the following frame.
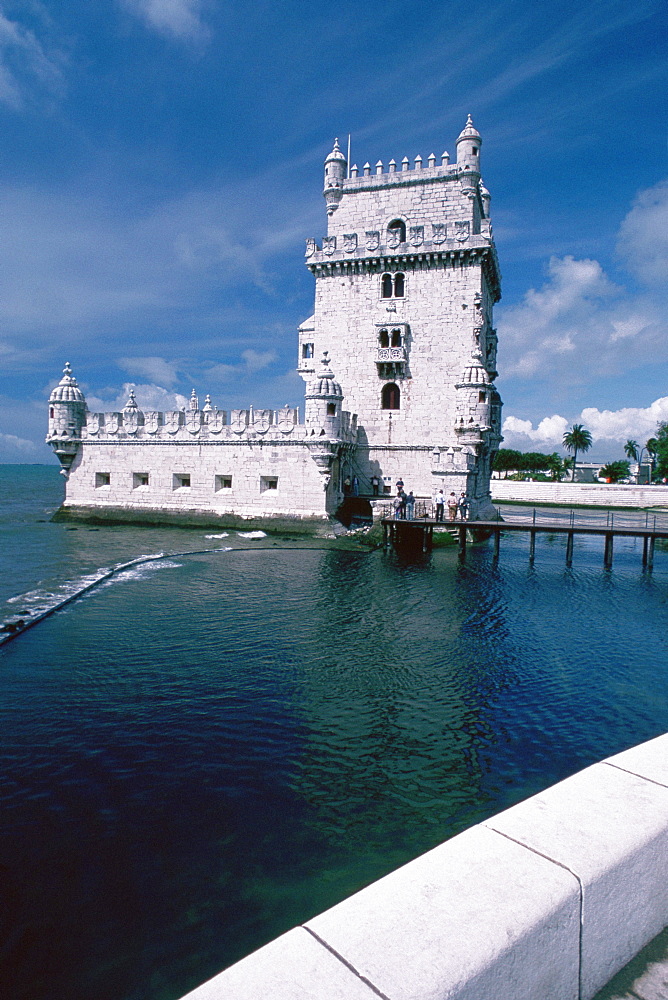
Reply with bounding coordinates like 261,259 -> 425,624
300,117 -> 502,516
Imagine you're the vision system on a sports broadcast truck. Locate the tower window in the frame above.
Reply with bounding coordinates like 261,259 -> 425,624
479,391 -> 487,402
391,328 -> 402,347
381,273 -> 405,298
387,219 -> 406,243
379,329 -> 389,348
381,383 -> 400,410
50,407 -> 54,418
302,343 -> 314,358
327,403 -> 336,416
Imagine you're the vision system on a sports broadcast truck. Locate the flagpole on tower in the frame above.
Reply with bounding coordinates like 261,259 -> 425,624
347,134 -> 351,178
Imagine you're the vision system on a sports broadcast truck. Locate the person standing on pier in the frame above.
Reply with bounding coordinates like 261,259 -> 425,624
447,492 -> 458,521
406,491 -> 415,520
433,490 -> 445,522
458,493 -> 469,521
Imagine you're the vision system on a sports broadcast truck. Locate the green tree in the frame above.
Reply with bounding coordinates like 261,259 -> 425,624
492,449 -> 522,478
562,424 -> 593,481
653,426 -> 668,479
599,460 -> 630,483
623,439 -> 639,462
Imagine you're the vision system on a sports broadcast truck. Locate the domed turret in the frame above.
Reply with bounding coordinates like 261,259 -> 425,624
46,362 -> 87,474
455,356 -> 493,437
304,352 -> 343,434
456,114 -> 481,166
323,138 -> 347,216
457,115 -> 482,199
49,361 -> 86,404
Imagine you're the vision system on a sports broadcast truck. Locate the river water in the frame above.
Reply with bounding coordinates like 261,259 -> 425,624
1,465 -> 668,1000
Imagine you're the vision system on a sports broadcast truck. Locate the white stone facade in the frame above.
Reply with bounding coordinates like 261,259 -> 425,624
47,118 -> 502,526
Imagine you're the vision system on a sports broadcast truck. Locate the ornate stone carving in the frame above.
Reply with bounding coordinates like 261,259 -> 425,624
145,412 -> 160,434
254,409 -> 272,433
87,413 -> 100,435
343,233 -> 357,253
409,226 -> 424,247
277,405 -> 295,434
387,228 -> 401,250
322,236 -> 336,256
208,412 -> 225,434
105,412 -> 120,435
365,230 -> 380,251
305,238 -> 317,258
164,411 -> 181,434
230,409 -> 248,434
186,410 -> 201,434
432,223 -> 446,244
454,220 -> 470,242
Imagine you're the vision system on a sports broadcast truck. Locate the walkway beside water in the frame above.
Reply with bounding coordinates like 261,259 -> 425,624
593,927 -> 668,1000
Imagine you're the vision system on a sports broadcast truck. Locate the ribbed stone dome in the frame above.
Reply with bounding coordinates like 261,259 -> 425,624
49,362 -> 86,403
306,352 -> 343,399
458,360 -> 491,386
457,114 -> 480,142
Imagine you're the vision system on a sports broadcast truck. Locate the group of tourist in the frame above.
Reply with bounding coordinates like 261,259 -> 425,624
343,474 -> 470,522
432,489 -> 469,522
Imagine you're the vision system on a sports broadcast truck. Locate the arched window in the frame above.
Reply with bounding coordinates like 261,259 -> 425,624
381,383 -> 400,410
387,219 -> 406,243
381,274 -> 393,298
390,328 -> 402,347
394,273 -> 405,297
379,329 -> 389,348
327,402 -> 336,416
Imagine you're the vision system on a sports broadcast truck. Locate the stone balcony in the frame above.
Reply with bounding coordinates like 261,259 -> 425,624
375,346 -> 406,364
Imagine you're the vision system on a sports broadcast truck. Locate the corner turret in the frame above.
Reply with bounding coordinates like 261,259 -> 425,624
46,362 -> 87,475
457,115 -> 482,199
304,352 -> 343,435
323,138 -> 347,216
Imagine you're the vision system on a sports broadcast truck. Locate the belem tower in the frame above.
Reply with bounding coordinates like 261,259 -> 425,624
47,117 -> 502,529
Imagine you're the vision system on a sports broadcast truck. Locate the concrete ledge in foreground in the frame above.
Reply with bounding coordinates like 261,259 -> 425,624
179,733 -> 668,1000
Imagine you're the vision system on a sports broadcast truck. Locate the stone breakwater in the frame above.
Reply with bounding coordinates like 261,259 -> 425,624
180,733 -> 668,1000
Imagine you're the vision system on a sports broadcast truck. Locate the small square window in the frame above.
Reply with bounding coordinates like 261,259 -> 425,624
302,343 -> 314,359
133,473 -> 149,489
215,475 -> 232,491
95,472 -> 111,488
260,476 -> 278,492
173,474 -> 191,489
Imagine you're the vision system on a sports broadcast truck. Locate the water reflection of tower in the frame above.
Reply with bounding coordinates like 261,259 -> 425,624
289,549 -> 513,865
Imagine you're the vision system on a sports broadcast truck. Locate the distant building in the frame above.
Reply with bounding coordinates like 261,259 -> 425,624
47,118 -> 503,527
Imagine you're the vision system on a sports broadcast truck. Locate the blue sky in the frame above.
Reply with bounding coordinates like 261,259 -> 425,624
0,0 -> 666,463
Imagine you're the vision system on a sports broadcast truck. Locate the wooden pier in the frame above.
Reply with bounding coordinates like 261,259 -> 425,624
381,513 -> 668,568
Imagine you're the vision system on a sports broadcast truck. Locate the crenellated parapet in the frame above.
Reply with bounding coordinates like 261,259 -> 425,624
81,402 -> 357,445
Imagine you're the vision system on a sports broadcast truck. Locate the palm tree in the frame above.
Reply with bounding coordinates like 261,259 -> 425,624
562,424 -> 593,482
624,439 -> 639,462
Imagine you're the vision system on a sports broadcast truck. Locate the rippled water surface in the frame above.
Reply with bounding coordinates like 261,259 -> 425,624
1,466 -> 668,1000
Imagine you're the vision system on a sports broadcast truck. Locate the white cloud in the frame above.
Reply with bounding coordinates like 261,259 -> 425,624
580,398 -> 668,441
204,349 -> 277,382
86,382 -> 189,412
0,430 -> 37,453
0,8 -> 66,111
617,179 -> 668,286
498,245 -> 666,383
120,0 -> 210,43
118,356 -> 180,386
502,397 -> 668,453
502,414 -> 569,449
